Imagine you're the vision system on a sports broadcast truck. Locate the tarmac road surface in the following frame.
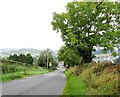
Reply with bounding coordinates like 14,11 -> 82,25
2,69 -> 66,95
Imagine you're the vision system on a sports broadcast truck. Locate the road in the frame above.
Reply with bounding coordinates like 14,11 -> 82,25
2,69 -> 66,95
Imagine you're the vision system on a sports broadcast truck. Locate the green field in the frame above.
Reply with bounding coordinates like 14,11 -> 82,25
0,62 -> 49,82
63,63 -> 119,95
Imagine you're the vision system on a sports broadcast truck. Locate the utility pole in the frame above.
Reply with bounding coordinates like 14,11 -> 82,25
46,49 -> 49,69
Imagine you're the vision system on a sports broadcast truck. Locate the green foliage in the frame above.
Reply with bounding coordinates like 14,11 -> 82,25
0,61 -> 49,82
37,49 -> 57,69
9,54 -> 18,61
63,63 -> 119,95
58,46 -> 82,66
1,68 -> 49,82
19,54 -> 26,63
2,62 -> 31,74
37,51 -> 46,67
26,53 -> 34,64
8,53 -> 34,65
64,72 -> 87,95
51,1 -> 120,63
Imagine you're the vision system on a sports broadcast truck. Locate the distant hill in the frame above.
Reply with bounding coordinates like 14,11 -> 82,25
92,49 -> 102,55
0,48 -> 41,58
0,48 -> 14,53
93,49 -> 118,55
0,48 -> 58,59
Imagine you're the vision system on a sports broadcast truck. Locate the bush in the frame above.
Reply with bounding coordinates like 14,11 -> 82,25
64,62 -> 119,95
1,60 -> 37,74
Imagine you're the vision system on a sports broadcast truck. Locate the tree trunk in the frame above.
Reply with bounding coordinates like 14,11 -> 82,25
82,51 -> 92,63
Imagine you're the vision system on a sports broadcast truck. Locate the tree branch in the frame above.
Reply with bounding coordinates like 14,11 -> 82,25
96,0 -> 104,9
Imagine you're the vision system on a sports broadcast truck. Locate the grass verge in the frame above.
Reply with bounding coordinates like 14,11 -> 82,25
63,63 -> 119,95
63,68 -> 88,95
1,69 -> 49,82
0,63 -> 49,82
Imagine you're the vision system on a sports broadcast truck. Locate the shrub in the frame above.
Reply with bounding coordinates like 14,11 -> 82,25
64,62 -> 119,95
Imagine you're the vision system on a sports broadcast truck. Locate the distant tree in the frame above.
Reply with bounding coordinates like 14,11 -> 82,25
8,53 -> 33,65
19,54 -> 26,63
8,54 -> 18,61
37,49 -> 57,68
46,48 -> 58,68
7,55 -> 13,60
51,2 -> 120,63
48,50 -> 57,68
26,53 -> 34,65
37,51 -> 47,67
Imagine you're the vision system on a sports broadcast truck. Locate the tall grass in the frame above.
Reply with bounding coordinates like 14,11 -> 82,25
0,62 -> 49,82
63,63 -> 119,95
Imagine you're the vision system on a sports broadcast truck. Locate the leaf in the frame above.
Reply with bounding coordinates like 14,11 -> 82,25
51,2 -> 120,63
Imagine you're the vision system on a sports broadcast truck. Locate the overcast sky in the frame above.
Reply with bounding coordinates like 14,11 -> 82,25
0,0 -> 73,50
0,0 -> 118,50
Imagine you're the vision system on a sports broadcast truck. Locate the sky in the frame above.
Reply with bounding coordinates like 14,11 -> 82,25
0,0 -> 119,50
0,0 -> 72,50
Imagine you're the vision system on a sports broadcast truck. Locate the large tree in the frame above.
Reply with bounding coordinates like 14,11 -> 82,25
51,1 -> 120,63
